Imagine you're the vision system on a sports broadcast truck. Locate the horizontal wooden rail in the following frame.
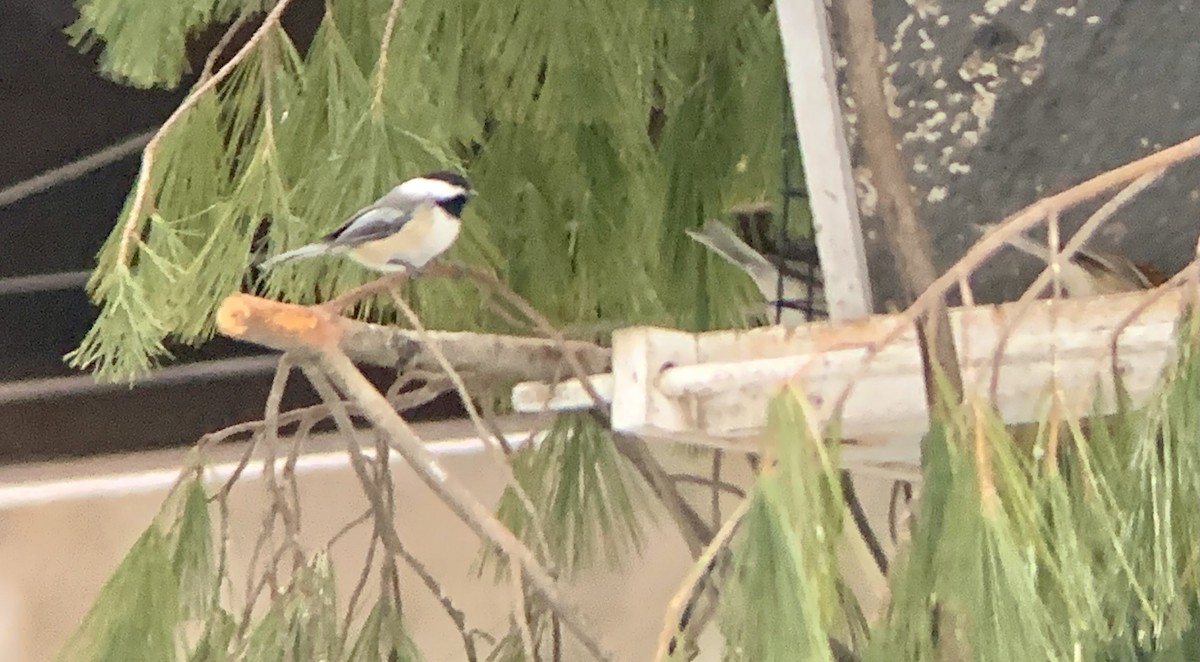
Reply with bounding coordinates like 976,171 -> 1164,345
512,289 -> 1191,477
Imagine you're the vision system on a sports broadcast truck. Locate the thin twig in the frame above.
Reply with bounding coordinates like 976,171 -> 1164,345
478,399 -> 516,455
195,380 -> 452,495
511,568 -> 538,662
1045,390 -> 1063,472
710,451 -> 723,529
818,133 -> 1200,431
390,531 -> 480,662
262,356 -> 304,570
669,473 -> 746,499
341,534 -> 379,636
328,508 -> 373,549
840,471 -> 888,575
199,13 -> 251,85
610,431 -> 713,556
433,263 -> 606,411
0,130 -> 154,209
302,367 -> 407,562
987,171 -> 1166,401
484,295 -> 537,332
210,432 -> 261,503
389,289 -> 554,563
115,0 -> 295,267
213,483 -> 235,611
370,0 -> 407,113
314,349 -> 614,661
305,364 -> 411,655
1024,170 -> 1165,303
195,416 -> 267,457
551,613 -> 562,662
423,264 -> 712,556
887,481 -> 914,546
374,423 -> 400,613
320,272 -> 410,313
385,368 -> 442,400
971,398 -> 998,515
282,414 -> 321,532
1107,261 -> 1200,375
236,572 -> 272,645
654,497 -> 752,661
236,524 -> 275,639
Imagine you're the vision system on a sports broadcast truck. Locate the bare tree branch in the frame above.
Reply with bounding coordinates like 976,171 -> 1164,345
261,356 -> 304,571
511,570 -> 538,662
308,349 -> 614,661
388,289 -> 554,564
670,473 -> 746,500
217,292 -> 611,382
390,530 -> 481,662
341,533 -> 379,641
830,0 -> 963,408
219,281 -> 711,560
654,496 -> 752,660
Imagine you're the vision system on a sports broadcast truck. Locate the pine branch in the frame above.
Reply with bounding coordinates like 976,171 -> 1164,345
115,0 -> 295,269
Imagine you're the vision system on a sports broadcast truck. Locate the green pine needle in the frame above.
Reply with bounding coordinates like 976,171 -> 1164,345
480,413 -> 654,580
55,528 -> 179,662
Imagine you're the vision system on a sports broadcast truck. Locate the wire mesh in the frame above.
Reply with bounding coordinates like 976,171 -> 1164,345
774,76 -> 825,323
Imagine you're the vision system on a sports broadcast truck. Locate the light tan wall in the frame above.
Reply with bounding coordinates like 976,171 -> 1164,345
0,420 -> 896,662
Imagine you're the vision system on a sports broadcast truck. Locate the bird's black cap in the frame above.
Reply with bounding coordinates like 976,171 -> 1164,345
422,170 -> 472,191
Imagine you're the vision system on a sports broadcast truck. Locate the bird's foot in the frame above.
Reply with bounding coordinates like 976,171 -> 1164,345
320,271 -> 412,314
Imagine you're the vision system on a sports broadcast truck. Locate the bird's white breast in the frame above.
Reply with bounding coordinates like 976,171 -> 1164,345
349,205 -> 461,272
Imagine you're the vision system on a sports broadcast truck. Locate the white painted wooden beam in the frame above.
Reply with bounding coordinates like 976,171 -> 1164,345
511,375 -> 614,414
511,290 -> 1188,476
774,0 -> 874,320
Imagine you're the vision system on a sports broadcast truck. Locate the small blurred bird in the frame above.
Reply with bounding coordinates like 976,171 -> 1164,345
259,171 -> 474,274
686,205 -> 826,324
979,223 -> 1163,297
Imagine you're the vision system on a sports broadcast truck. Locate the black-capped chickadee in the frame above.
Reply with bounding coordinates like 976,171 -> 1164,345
686,216 -> 826,324
259,170 -> 474,274
978,224 -> 1162,298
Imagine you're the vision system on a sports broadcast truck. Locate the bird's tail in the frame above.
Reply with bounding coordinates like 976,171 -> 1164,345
686,220 -> 776,283
687,219 -> 825,322
257,243 -> 330,270
974,222 -> 1062,264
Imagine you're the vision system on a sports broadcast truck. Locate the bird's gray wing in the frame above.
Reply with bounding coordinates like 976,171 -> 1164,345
321,204 -> 416,246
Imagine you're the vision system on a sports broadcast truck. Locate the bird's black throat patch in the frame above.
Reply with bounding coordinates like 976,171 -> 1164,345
437,194 -> 470,218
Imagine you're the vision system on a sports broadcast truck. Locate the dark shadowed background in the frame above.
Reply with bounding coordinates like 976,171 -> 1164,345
0,0 -> 466,463
831,0 -> 1200,310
